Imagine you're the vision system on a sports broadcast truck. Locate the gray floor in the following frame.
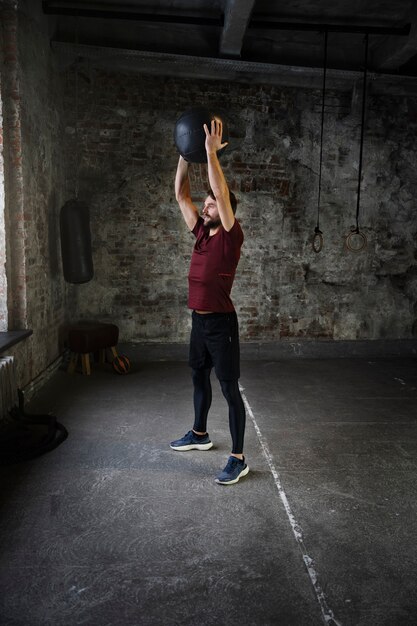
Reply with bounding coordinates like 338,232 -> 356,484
1,357 -> 417,625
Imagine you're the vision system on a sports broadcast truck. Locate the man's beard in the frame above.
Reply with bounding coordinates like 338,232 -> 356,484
203,216 -> 221,229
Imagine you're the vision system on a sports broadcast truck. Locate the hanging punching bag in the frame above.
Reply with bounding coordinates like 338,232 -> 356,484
60,199 -> 94,284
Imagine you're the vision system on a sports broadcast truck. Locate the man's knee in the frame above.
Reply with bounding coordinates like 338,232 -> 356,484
219,378 -> 240,402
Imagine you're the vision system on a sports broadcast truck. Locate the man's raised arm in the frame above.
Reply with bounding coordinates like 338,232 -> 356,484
204,119 -> 235,232
175,156 -> 199,231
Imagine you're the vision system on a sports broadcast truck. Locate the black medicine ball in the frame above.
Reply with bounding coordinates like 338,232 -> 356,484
174,106 -> 229,164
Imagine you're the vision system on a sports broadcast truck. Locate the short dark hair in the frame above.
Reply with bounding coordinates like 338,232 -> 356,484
207,188 -> 238,215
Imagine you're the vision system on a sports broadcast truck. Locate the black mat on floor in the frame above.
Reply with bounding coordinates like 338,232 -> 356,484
0,392 -> 67,465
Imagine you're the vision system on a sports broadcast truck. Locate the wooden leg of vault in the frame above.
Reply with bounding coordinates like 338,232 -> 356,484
81,353 -> 91,375
67,352 -> 78,374
110,346 -> 118,359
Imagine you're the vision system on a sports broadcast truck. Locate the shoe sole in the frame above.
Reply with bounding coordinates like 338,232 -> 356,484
170,442 -> 213,451
215,465 -> 249,485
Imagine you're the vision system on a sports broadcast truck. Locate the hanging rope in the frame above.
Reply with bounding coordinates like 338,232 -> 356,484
346,32 -> 368,252
312,29 -> 328,253
74,15 -> 80,200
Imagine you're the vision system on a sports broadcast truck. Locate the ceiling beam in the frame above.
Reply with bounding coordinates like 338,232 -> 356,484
42,1 -> 223,26
42,3 -> 410,39
371,6 -> 417,71
51,41 -> 417,95
220,0 -> 256,57
248,19 -> 410,36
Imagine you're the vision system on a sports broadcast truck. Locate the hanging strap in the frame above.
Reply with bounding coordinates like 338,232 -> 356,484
355,32 -> 369,233
315,29 -> 328,235
75,15 -> 80,200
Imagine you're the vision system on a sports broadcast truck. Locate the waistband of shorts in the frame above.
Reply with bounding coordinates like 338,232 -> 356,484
192,310 -> 235,318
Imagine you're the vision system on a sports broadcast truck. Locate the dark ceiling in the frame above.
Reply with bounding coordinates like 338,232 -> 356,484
43,1 -> 417,92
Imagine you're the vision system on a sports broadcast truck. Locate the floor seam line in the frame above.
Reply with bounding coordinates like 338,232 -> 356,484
240,384 -> 342,626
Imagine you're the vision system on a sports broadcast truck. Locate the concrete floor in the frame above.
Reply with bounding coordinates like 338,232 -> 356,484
0,356 -> 416,625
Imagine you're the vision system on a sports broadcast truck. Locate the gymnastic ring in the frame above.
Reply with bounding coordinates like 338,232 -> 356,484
345,229 -> 367,252
312,231 -> 323,253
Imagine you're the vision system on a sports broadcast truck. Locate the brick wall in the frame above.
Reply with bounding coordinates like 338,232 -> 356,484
1,3 -> 27,331
0,38 -> 6,332
1,5 -> 416,393
63,71 -> 417,343
18,2 -> 69,379
0,1 -> 69,387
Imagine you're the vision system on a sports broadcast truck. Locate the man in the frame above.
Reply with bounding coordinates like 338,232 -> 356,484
170,118 -> 248,485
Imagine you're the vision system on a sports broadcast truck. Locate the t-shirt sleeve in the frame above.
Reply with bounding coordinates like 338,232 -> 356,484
191,216 -> 205,238
226,219 -> 244,246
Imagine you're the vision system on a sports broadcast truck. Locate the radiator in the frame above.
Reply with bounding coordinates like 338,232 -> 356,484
0,356 -> 19,422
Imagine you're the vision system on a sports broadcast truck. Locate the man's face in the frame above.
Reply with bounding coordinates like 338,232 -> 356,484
202,196 -> 221,229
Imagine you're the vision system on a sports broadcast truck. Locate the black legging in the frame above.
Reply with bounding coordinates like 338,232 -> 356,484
192,368 -> 246,454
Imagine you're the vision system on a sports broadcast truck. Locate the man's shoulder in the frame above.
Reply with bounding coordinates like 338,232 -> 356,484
234,218 -> 243,233
223,219 -> 243,242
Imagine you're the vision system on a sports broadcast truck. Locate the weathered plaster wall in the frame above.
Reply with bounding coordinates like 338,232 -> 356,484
1,1 -> 68,386
18,2 -> 68,378
0,44 -> 6,332
64,70 -> 417,343
0,4 -> 415,397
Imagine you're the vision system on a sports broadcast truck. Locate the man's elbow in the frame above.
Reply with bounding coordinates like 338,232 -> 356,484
175,190 -> 189,205
211,184 -> 229,201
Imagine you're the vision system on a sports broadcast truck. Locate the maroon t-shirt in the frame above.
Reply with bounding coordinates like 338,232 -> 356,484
188,216 -> 244,312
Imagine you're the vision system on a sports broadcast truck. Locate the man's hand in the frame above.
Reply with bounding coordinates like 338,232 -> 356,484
204,118 -> 228,156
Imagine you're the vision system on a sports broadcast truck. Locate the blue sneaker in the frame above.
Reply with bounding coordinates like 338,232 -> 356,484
170,430 -> 213,451
215,456 -> 249,485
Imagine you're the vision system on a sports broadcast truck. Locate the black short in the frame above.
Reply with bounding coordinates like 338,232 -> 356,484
189,311 -> 241,380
